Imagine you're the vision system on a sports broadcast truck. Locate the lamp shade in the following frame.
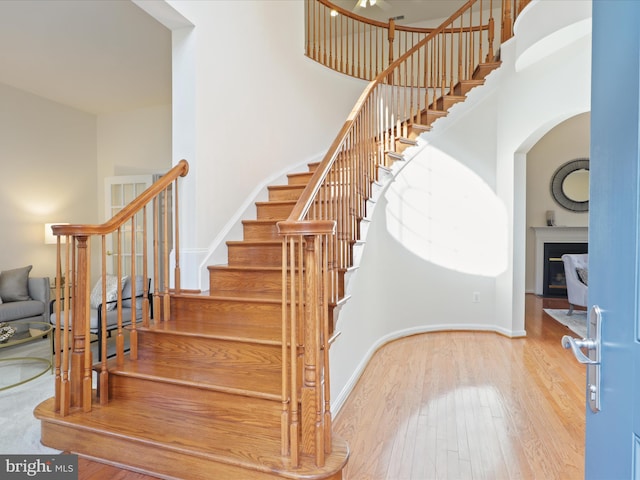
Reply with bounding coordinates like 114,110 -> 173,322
44,223 -> 69,244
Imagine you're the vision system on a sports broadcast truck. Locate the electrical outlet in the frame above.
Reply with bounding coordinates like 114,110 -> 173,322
473,292 -> 480,303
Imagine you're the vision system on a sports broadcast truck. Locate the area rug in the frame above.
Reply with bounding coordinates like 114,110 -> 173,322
0,332 -> 125,455
544,308 -> 588,338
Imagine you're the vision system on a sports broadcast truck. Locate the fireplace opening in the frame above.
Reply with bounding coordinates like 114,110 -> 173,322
543,242 -> 588,297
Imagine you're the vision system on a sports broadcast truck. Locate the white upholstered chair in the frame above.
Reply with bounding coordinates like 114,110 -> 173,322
562,253 -> 588,315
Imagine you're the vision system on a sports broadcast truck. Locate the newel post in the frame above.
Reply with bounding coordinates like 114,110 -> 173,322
71,235 -> 93,412
300,233 -> 324,465
277,220 -> 335,468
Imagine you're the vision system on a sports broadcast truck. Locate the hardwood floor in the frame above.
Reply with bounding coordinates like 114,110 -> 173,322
76,294 -> 585,479
334,294 -> 585,480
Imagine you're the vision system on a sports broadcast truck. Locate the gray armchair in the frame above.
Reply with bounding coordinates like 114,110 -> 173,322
50,276 -> 151,359
562,253 -> 588,315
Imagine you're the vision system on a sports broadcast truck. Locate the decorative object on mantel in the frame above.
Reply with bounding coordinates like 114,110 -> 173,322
0,322 -> 17,343
546,210 -> 556,226
550,158 -> 589,212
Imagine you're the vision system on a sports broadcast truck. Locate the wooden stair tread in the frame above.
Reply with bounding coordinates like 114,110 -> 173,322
141,317 -> 281,344
255,200 -> 297,206
174,291 -> 280,303
208,265 -> 283,272
268,184 -> 305,191
106,356 -> 282,399
242,219 -> 279,225
209,290 -> 281,301
35,397 -> 349,477
227,239 -> 281,246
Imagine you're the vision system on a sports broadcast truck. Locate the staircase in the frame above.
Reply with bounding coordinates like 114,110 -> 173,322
36,160 -> 350,480
35,0 -> 515,476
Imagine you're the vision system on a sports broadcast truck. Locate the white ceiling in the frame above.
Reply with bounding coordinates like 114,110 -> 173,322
0,0 -> 464,116
0,0 -> 171,115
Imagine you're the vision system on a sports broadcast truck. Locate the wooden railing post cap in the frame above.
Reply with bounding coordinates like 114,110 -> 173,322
276,220 -> 336,236
177,159 -> 189,176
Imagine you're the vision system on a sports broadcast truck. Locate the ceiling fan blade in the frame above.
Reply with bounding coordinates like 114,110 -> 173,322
375,0 -> 392,11
352,0 -> 366,12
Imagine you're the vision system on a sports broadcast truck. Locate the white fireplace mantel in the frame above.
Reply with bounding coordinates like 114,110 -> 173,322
531,226 -> 588,295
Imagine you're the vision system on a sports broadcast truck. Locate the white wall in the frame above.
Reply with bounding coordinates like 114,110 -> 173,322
330,0 -> 592,411
0,82 -> 97,279
96,104 -> 172,222
525,113 -> 590,292
0,85 -> 172,284
164,0 -> 368,289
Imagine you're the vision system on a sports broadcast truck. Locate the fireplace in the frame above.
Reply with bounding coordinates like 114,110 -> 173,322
532,226 -> 588,296
543,242 -> 588,297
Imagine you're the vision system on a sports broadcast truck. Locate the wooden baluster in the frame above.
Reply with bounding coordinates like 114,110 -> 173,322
114,228 -> 124,364
174,179 -> 181,293
163,185 -> 170,320
281,237 -> 291,458
329,6 -> 333,70
99,235 -> 109,404
314,0 -> 319,61
305,0 -> 311,57
59,238 -> 71,416
322,3 -> 327,66
479,0 -> 484,65
53,237 -> 62,412
388,18 -> 395,67
321,235 -> 332,454
502,0 -> 513,42
357,20 -> 361,78
369,24 -> 373,79
486,5 -> 495,61
340,15 -> 344,74
82,238 -> 92,412
457,20 -> 463,85
142,205 -> 150,327
129,216 -> 138,361
153,196 -> 161,324
449,22 -> 454,95
290,237 -> 301,467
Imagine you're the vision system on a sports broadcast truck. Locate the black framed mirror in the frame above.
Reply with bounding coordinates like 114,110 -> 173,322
550,158 -> 589,212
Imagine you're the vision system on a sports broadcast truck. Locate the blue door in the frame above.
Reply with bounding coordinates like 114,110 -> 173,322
585,1 -> 640,478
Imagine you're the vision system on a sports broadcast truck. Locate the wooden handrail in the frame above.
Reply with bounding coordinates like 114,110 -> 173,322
51,159 -> 189,416
52,159 -> 189,237
281,0 -> 530,468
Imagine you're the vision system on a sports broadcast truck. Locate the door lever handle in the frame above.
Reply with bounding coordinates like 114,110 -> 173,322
560,305 -> 602,413
561,336 -> 598,364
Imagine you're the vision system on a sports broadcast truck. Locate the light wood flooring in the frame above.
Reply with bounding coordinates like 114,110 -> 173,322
75,294 -> 585,479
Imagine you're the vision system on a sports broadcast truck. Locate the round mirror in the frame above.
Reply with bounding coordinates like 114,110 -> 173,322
550,158 -> 589,212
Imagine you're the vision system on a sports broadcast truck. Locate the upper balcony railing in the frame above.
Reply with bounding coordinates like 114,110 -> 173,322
306,0 -> 436,80
306,0 -> 530,82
